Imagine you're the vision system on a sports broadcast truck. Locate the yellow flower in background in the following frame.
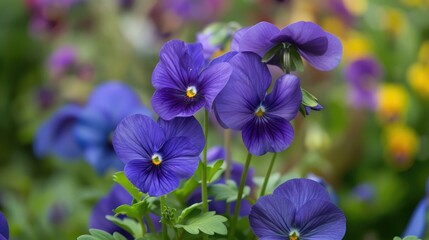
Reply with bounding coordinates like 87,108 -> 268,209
381,7 -> 407,37
342,32 -> 371,61
383,123 -> 419,170
322,17 -> 347,40
377,84 -> 408,122
418,40 -> 429,63
343,0 -> 368,16
401,0 -> 429,8
407,62 -> 429,98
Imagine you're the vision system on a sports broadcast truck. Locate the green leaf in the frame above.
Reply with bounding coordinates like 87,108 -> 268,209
77,229 -> 128,240
208,180 -> 250,202
113,171 -> 144,201
301,88 -> 319,108
177,202 -> 205,223
207,160 -> 225,183
174,177 -> 199,201
106,215 -> 143,238
112,232 -> 128,240
175,211 -> 228,235
253,172 -> 301,195
392,236 -> 421,240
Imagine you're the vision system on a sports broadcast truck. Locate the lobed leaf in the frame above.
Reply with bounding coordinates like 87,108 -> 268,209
175,211 -> 228,235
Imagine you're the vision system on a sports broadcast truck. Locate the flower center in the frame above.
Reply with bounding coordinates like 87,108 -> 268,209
151,153 -> 162,166
255,105 -> 266,117
289,230 -> 300,240
186,86 -> 197,98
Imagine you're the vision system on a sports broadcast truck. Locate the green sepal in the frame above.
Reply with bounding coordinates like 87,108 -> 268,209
208,179 -> 250,202
301,88 -> 319,108
289,46 -> 304,72
113,171 -> 144,201
262,44 -> 283,63
174,211 -> 228,235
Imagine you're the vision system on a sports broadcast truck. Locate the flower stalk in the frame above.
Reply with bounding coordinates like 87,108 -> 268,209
228,152 -> 253,240
259,152 -> 277,197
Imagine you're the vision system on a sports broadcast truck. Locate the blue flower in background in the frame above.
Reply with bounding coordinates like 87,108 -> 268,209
0,211 -> 9,240
34,81 -> 151,174
249,178 -> 346,240
151,40 -> 231,120
402,177 -> 429,238
188,146 -> 255,216
74,81 -> 151,174
34,104 -> 83,159
113,114 -> 205,196
90,184 -> 161,238
214,52 -> 302,156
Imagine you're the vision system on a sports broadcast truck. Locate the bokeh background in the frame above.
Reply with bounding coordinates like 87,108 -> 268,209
1,0 -> 429,239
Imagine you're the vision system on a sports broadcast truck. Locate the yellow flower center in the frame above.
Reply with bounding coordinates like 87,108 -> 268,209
255,105 -> 266,117
186,86 -> 197,98
151,154 -> 162,166
289,230 -> 299,240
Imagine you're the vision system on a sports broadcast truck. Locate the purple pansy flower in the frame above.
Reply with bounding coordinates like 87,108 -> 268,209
34,104 -> 83,159
90,184 -> 161,238
113,114 -> 204,196
234,21 -> 342,71
188,146 -> 254,216
0,211 -> 9,240
47,45 -> 77,77
74,82 -> 151,174
249,178 -> 346,240
214,52 -> 302,156
402,177 -> 429,238
151,40 -> 232,120
344,57 -> 382,110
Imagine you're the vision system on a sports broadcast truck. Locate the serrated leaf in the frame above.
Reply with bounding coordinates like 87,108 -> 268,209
113,172 -> 144,201
89,229 -> 114,240
208,180 -> 250,203
393,236 -> 421,240
77,229 -> 116,240
106,215 -> 142,238
77,236 -> 97,240
177,202 -> 205,223
175,212 -> 228,235
301,88 -> 319,107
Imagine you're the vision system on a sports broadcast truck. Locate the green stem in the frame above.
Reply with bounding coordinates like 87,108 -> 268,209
228,152 -> 253,240
201,110 -> 209,240
224,129 -> 232,217
137,218 -> 146,237
160,196 -> 168,240
259,152 -> 277,197
144,212 -> 156,234
224,129 -> 232,180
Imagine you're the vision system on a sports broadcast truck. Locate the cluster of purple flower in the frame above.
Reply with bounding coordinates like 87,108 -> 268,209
37,19 -> 347,239
108,20 -> 346,239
